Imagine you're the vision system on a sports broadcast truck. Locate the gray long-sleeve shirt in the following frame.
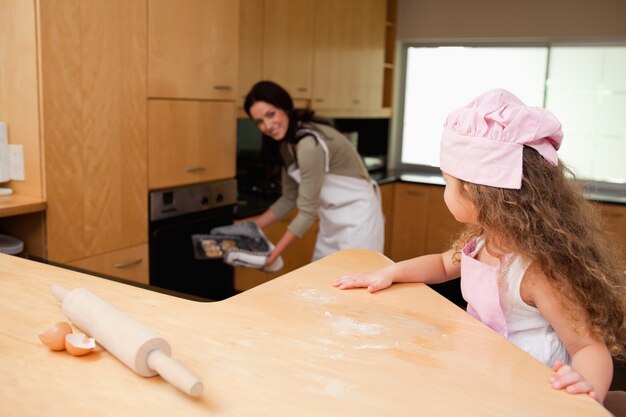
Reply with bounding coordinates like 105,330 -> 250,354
269,122 -> 370,237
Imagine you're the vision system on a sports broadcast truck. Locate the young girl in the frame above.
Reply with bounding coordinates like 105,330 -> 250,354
333,89 -> 626,404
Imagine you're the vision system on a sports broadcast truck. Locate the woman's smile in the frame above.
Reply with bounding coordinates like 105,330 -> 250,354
249,101 -> 289,141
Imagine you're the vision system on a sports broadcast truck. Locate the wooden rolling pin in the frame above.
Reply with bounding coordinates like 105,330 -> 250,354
51,284 -> 203,397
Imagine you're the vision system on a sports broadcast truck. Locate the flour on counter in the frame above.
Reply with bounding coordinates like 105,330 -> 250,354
295,288 -> 337,305
331,315 -> 383,336
353,344 -> 389,350
305,375 -> 351,398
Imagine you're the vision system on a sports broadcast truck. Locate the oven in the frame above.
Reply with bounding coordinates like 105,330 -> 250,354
149,179 -> 238,301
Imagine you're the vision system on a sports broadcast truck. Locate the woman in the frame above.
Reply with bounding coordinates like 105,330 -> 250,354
244,81 -> 384,268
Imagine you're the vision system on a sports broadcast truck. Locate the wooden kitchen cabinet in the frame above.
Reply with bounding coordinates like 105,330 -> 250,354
237,0 -> 388,115
390,183 -> 463,262
262,0 -> 315,100
595,202 -> 626,265
238,0 -> 265,107
67,244 -> 149,285
148,0 -> 239,100
379,183 -> 395,256
40,0 -> 148,265
148,100 -> 236,190
312,0 -> 385,112
234,211 -> 318,291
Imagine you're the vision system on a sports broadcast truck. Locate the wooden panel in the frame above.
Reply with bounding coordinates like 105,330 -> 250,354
350,0 -> 385,110
234,211 -> 318,291
425,185 -> 464,253
379,183 -> 395,256
312,0 -> 385,111
148,0 -> 239,100
68,243 -> 149,284
311,0 -> 353,109
595,202 -> 626,266
390,182 -> 429,261
81,0 -> 148,256
0,0 -> 44,198
39,0 -> 85,261
262,0 -> 314,99
41,0 -> 148,262
238,0 -> 264,107
148,100 -> 236,189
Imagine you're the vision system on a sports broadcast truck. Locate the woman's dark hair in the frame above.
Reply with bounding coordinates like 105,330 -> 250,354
244,80 -> 327,166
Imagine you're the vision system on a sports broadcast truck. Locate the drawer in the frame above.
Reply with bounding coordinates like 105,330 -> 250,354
67,244 -> 149,285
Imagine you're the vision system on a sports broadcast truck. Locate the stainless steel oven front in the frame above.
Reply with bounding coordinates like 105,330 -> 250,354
148,179 -> 238,301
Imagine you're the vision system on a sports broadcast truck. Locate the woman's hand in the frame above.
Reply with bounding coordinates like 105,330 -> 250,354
549,361 -> 599,402
332,270 -> 393,293
265,250 -> 280,268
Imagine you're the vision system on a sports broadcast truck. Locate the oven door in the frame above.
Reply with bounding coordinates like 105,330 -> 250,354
149,205 -> 236,301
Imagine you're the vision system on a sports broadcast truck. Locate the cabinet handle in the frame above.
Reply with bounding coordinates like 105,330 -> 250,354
315,98 -> 325,103
185,166 -> 207,173
213,85 -> 232,90
114,258 -> 142,269
353,99 -> 361,104
297,87 -> 308,92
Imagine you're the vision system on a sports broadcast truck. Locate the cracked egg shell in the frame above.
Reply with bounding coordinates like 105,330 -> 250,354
65,332 -> 96,356
38,321 -> 73,351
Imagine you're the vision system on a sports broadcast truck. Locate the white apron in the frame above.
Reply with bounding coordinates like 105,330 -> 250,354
288,130 -> 384,260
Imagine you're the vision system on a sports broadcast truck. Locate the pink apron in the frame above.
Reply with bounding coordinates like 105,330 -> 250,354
460,239 -> 508,337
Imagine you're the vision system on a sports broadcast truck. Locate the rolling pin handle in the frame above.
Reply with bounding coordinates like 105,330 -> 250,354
147,349 -> 203,397
51,284 -> 70,302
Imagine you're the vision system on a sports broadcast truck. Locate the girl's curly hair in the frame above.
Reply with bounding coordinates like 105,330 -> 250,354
452,147 -> 626,359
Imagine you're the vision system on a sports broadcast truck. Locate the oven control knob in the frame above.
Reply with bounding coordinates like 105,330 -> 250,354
201,196 -> 209,206
216,193 -> 224,203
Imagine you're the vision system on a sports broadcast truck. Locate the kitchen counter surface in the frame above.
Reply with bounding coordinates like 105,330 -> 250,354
0,250 -> 609,416
235,168 -> 624,221
0,194 -> 47,217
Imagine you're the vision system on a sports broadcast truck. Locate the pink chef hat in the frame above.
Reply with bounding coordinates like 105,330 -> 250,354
439,89 -> 563,189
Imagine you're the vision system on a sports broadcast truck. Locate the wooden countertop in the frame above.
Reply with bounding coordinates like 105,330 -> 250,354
0,194 -> 46,217
0,251 -> 610,416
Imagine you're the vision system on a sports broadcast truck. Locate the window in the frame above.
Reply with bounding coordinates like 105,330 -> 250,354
396,43 -> 626,187
401,45 -> 548,167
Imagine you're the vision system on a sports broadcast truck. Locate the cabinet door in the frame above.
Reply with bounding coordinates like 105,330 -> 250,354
379,183 -> 395,257
148,100 -> 236,189
390,183 -> 430,261
312,0 -> 385,111
425,186 -> 463,253
40,0 -> 147,262
595,202 -> 626,265
262,0 -> 314,99
68,244 -> 149,285
350,0 -> 385,110
238,0 -> 264,107
311,0 -> 353,110
148,0 -> 239,100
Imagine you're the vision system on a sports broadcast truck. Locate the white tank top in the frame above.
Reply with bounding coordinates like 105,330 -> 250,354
500,255 -> 571,367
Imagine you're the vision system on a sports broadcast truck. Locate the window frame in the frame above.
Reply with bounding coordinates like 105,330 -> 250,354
389,39 -> 626,198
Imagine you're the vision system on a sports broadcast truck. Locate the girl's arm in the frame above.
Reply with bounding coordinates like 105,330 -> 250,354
333,249 -> 460,292
523,269 -> 613,402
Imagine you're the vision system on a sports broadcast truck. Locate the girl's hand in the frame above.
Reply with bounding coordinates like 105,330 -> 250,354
549,361 -> 599,402
332,271 -> 393,293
